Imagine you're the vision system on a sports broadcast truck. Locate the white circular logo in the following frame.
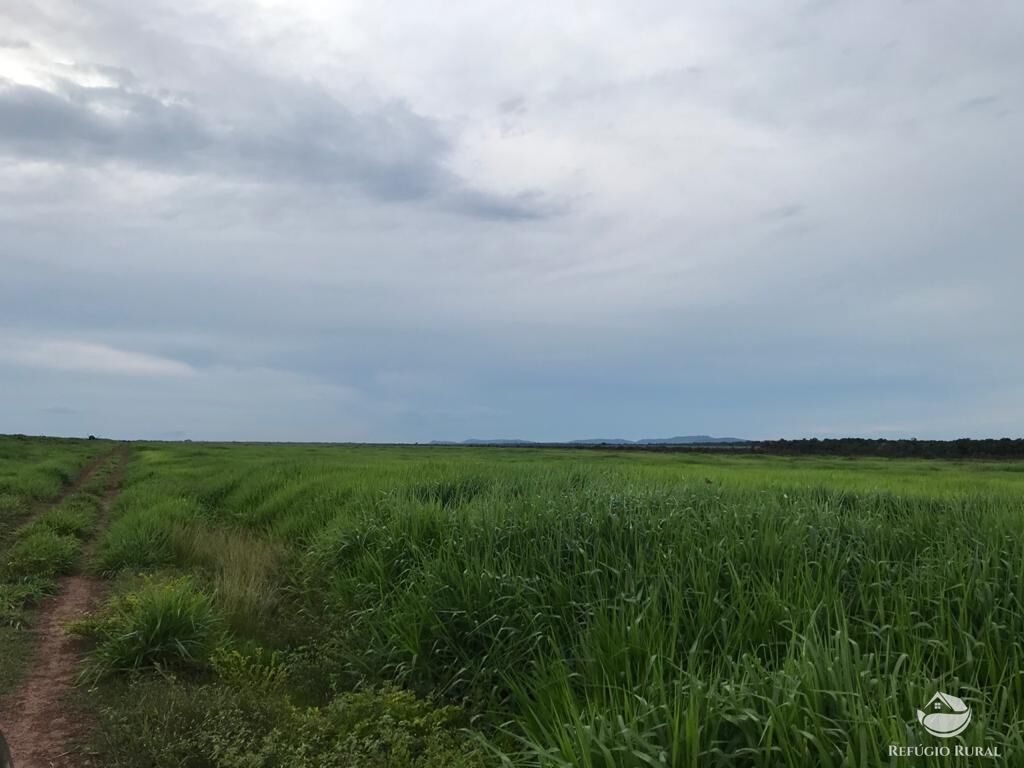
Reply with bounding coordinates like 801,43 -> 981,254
917,692 -> 972,738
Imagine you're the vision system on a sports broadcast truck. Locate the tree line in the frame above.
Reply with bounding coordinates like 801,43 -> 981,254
756,438 -> 1024,459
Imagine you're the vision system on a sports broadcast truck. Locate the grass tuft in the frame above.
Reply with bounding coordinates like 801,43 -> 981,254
2,529 -> 80,581
74,576 -> 225,681
92,498 -> 202,575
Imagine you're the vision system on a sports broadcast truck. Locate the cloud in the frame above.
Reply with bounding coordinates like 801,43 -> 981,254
0,0 -> 1022,440
0,333 -> 196,377
40,405 -> 80,416
0,79 -> 207,162
957,94 -> 1001,113
762,204 -> 804,220
0,73 -> 557,220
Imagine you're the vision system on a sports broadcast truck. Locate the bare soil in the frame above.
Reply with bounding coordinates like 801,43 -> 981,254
0,446 -> 128,768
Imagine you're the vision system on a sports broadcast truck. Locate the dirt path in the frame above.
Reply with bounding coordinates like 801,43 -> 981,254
49,450 -> 113,509
0,446 -> 129,768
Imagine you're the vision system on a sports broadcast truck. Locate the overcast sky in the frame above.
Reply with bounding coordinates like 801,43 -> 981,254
1,1 -> 1022,442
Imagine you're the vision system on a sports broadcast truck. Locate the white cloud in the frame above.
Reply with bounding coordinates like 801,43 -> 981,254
0,333 -> 195,377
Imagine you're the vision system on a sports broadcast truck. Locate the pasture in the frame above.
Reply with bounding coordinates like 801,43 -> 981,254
3,437 -> 1024,766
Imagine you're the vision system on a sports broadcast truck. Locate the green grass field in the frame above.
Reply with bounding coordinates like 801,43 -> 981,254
5,438 -> 1024,766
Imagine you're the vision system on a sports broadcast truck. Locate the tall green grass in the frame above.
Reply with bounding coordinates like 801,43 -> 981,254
82,443 -> 1024,766
294,483 -> 1024,765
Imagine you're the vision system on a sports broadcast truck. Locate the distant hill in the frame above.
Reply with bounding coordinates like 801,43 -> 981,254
430,439 -> 538,445
431,436 -> 747,446
461,439 -> 536,445
568,438 -> 634,445
638,435 -> 746,444
570,436 -> 746,445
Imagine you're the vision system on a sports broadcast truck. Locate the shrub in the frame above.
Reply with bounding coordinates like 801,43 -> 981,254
210,645 -> 288,695
289,686 -> 486,768
87,677 -> 287,768
87,677 -> 486,768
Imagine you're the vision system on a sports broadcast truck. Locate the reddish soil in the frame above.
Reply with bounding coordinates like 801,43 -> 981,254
0,446 -> 128,768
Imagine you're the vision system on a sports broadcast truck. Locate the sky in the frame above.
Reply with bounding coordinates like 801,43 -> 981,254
1,0 -> 1022,442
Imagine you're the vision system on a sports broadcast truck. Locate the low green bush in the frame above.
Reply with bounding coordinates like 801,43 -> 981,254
88,676 -> 486,768
209,645 -> 289,694
288,686 -> 486,768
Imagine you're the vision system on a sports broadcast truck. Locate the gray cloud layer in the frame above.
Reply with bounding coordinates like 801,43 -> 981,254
0,74 -> 551,219
1,0 -> 1023,441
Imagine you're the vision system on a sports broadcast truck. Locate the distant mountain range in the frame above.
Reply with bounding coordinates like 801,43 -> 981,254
430,435 -> 747,446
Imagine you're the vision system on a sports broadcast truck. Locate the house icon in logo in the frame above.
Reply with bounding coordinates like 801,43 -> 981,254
917,692 -> 972,738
